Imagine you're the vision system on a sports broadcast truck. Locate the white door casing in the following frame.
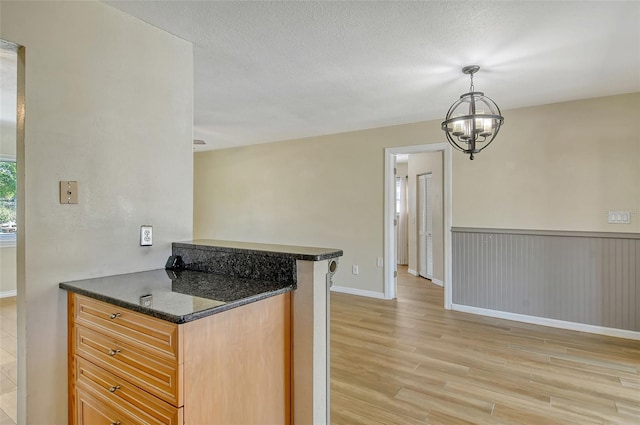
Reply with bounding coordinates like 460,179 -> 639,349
383,143 -> 452,309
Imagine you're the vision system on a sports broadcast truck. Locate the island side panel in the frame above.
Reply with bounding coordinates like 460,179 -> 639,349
292,260 -> 330,425
182,292 -> 291,425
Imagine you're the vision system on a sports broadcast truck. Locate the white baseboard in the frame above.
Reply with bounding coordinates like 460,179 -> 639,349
0,290 -> 17,298
330,285 -> 387,300
408,269 -> 443,287
451,303 -> 640,341
431,278 -> 444,287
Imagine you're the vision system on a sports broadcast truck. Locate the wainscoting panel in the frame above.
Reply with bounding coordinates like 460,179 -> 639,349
452,228 -> 640,331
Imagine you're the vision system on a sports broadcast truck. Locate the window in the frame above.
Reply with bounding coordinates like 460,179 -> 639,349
0,155 -> 16,246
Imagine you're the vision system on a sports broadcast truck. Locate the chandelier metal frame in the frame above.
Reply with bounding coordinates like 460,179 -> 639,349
441,65 -> 504,160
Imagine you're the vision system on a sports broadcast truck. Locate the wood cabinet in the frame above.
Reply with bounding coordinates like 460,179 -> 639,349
68,292 -> 291,425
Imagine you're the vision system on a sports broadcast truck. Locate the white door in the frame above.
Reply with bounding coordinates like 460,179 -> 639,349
418,174 -> 433,279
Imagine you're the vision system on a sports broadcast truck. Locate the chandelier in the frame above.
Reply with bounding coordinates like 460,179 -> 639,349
441,65 -> 504,160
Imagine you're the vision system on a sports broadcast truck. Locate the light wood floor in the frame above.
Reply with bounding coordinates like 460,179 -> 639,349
0,297 -> 16,425
330,266 -> 640,425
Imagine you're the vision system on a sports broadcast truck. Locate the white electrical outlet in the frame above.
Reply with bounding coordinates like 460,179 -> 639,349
139,294 -> 153,307
352,265 -> 359,275
140,225 -> 153,246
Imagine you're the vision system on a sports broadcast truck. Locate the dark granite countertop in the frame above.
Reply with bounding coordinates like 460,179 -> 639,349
173,239 -> 343,261
59,269 -> 293,324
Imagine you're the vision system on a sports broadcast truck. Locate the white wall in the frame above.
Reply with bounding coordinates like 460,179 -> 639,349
407,152 -> 444,283
0,1 -> 193,423
194,93 -> 640,295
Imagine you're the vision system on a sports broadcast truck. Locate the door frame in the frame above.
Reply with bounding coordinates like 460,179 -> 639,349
383,143 -> 453,309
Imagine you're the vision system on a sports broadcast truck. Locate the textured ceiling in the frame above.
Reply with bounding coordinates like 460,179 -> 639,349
103,1 -> 638,150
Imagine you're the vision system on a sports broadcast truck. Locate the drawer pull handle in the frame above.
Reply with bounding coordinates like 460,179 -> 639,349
109,385 -> 121,393
108,349 -> 121,357
110,421 -> 121,425
109,312 -> 121,319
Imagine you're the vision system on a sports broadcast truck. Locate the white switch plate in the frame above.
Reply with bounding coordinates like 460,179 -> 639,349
608,211 -> 630,224
377,257 -> 384,267
352,265 -> 359,275
140,225 -> 153,246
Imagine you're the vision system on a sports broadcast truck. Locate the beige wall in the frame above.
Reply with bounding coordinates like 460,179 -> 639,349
396,161 -> 408,177
1,44 -> 17,157
453,93 -> 640,232
0,246 -> 16,294
194,121 -> 443,294
194,93 -> 640,294
407,152 -> 444,283
0,1 -> 193,423
1,122 -> 16,156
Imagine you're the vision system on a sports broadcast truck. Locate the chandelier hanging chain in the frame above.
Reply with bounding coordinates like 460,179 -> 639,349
469,72 -> 474,92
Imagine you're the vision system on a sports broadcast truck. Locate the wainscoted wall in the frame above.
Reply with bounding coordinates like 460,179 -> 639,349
452,228 -> 639,332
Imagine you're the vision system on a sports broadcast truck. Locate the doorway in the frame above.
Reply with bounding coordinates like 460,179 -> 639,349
0,38 -> 20,425
384,143 -> 452,309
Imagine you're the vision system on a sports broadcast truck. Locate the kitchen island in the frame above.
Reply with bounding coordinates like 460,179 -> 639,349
61,240 -> 342,425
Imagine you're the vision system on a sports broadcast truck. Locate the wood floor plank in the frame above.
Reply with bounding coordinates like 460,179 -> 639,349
332,391 -> 427,425
616,401 -> 640,418
425,410 -> 479,425
330,266 -> 640,424
331,378 -> 431,422
491,403 -> 592,425
549,395 -> 635,425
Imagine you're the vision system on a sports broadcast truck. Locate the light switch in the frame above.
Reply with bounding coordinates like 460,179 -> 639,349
608,210 -> 631,224
59,181 -> 78,204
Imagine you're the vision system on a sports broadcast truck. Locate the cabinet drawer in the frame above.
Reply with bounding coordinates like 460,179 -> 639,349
76,325 -> 182,407
74,294 -> 180,361
76,357 -> 183,425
